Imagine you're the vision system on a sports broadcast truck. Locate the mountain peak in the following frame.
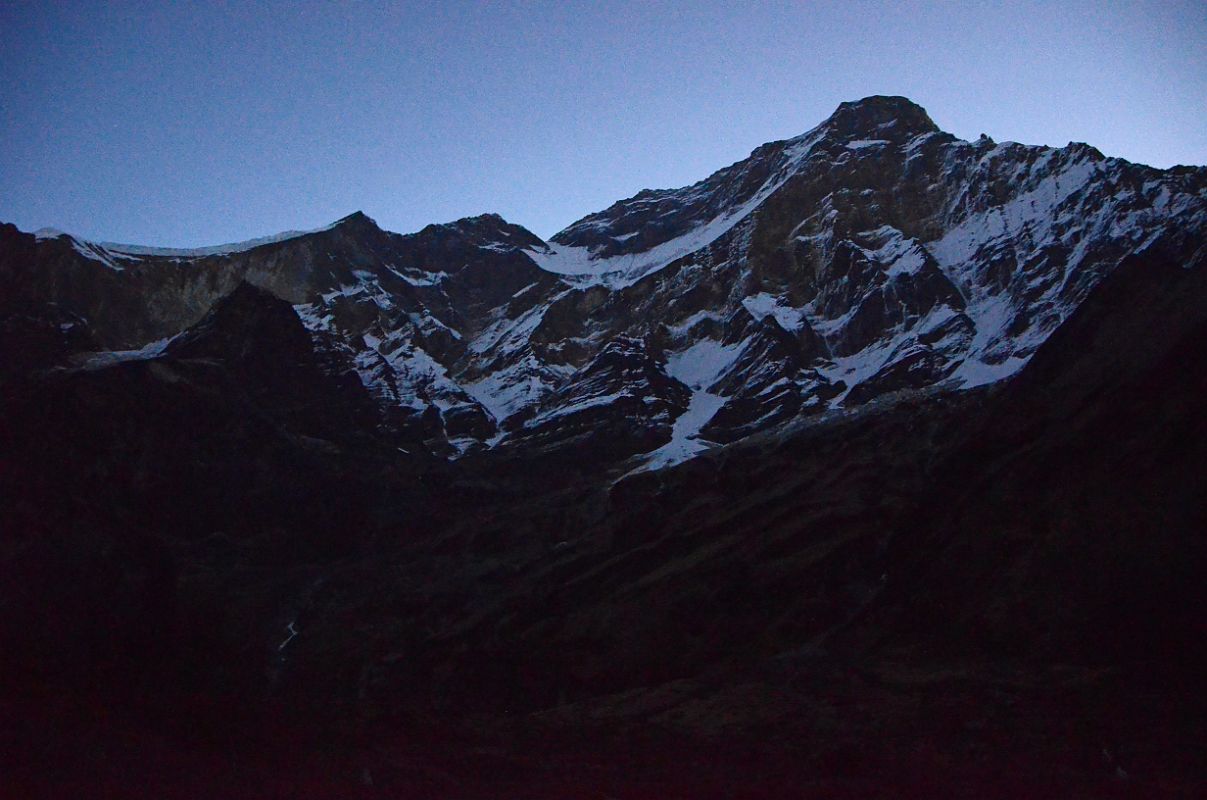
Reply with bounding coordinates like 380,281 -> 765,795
167,280 -> 310,362
820,95 -> 938,140
330,210 -> 381,232
416,212 -> 547,251
447,212 -> 510,231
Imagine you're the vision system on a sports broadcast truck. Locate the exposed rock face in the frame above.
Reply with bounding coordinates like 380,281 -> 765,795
3,95 -> 1205,468
505,336 -> 691,460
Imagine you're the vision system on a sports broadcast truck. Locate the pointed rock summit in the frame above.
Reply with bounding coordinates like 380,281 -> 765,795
819,95 -> 940,141
329,210 -> 381,233
418,212 -> 547,251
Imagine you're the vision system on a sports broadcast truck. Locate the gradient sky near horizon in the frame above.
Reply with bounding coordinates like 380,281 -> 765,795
2,1 -> 1204,246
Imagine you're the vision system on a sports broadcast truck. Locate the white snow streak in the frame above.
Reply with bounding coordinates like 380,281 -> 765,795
640,390 -> 726,471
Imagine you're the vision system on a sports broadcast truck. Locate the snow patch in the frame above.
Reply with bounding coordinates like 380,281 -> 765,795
638,390 -> 726,471
462,353 -> 569,423
847,139 -> 890,150
293,303 -> 335,332
742,293 -> 807,331
100,219 -> 348,258
80,334 -> 179,369
952,355 -> 1029,388
523,390 -> 630,427
664,338 -> 745,391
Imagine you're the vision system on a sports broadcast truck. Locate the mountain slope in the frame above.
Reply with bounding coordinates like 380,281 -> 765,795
4,96 -> 1204,465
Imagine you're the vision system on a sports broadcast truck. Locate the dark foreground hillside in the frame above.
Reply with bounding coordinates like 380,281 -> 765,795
2,234 -> 1205,799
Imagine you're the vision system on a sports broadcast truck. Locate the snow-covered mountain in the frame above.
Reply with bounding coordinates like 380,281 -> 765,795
4,95 -> 1205,464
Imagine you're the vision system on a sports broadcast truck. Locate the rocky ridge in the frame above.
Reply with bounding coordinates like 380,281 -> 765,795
3,95 -> 1204,464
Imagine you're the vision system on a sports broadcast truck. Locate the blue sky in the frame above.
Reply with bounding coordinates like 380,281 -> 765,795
2,1 -> 1204,245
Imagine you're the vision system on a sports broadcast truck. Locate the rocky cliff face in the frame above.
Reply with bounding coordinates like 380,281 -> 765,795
3,95 -> 1205,466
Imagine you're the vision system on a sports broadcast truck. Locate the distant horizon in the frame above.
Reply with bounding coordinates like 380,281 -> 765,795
3,1 -> 1204,246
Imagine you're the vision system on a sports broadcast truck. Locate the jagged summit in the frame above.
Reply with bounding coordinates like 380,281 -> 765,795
328,209 -> 381,232
455,212 -> 508,226
414,212 -> 546,250
537,96 -> 951,284
817,95 -> 939,141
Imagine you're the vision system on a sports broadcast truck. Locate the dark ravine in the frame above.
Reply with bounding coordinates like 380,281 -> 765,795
2,97 -> 1206,797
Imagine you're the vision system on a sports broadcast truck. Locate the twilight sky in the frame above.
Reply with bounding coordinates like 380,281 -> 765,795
2,1 -> 1204,246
